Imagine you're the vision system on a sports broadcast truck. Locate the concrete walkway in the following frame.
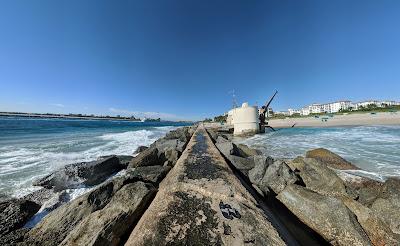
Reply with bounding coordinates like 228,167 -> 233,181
125,124 -> 286,246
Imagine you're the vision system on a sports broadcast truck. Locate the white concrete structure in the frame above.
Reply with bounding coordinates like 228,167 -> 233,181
229,102 -> 259,135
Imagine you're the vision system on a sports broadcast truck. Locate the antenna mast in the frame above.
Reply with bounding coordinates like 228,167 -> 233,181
229,89 -> 238,109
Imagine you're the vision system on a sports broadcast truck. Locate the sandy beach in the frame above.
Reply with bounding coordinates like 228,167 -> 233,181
269,112 -> 400,128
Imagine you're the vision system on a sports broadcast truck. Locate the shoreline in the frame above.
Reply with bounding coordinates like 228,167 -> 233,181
269,111 -> 400,128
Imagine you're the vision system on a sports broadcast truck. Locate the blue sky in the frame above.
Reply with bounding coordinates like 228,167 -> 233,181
1,0 -> 399,120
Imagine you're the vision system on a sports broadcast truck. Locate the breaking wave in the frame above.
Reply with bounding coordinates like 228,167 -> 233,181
0,125 -> 177,197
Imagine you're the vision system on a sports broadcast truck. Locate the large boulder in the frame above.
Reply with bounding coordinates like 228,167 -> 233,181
248,155 -> 273,185
259,159 -> 299,194
336,171 -> 385,206
341,196 -> 400,245
277,184 -> 371,245
164,127 -> 192,142
25,179 -> 123,245
133,146 -> 148,155
33,156 -> 124,191
128,147 -> 160,168
291,157 -> 347,196
23,188 -> 55,206
235,144 -> 262,158
163,148 -> 180,167
0,228 -> 30,246
370,178 -> 400,234
215,141 -> 254,175
228,155 -> 255,176
153,139 -> 186,153
125,166 -> 171,184
0,198 -> 40,236
305,148 -> 360,170
60,182 -> 156,246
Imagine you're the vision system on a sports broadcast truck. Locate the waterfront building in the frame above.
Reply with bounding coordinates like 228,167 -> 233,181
300,107 -> 310,116
309,104 -> 322,114
288,108 -> 301,116
355,100 -> 380,110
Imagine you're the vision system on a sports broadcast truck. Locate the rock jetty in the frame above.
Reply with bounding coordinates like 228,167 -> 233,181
1,124 -> 399,245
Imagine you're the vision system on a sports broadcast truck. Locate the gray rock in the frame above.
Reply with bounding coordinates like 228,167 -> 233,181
25,179 -> 122,245
341,196 -> 400,245
60,182 -> 156,246
23,188 -> 55,206
115,155 -> 134,168
163,148 -> 180,167
153,139 -> 186,153
215,141 -> 255,175
0,198 -> 40,236
164,127 -> 192,142
215,141 -> 237,157
259,159 -> 299,194
128,147 -> 160,168
235,144 -> 262,158
33,156 -> 124,191
291,157 -> 347,196
216,135 -> 229,144
248,155 -> 273,185
133,146 -> 148,155
277,184 -> 371,245
336,172 -> 385,206
0,228 -> 30,246
228,155 -> 255,176
370,178 -> 400,234
125,166 -> 171,184
306,148 -> 360,170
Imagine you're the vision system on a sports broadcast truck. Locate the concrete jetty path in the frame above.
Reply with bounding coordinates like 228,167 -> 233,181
125,124 -> 286,245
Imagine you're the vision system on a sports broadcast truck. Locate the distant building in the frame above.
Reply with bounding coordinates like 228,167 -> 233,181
300,107 -> 310,116
274,111 -> 289,116
328,101 -> 351,113
309,104 -> 322,114
288,108 -> 301,116
354,100 -> 380,110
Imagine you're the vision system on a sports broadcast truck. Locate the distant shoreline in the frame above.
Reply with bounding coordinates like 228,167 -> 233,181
269,111 -> 400,128
0,112 -> 143,122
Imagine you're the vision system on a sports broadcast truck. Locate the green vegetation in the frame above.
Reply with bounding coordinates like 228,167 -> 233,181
214,114 -> 227,123
203,118 -> 213,122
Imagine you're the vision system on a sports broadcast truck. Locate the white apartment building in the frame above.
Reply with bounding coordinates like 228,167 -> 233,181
288,108 -> 301,116
329,101 -> 351,113
300,107 -> 310,116
354,100 -> 380,110
309,104 -> 322,114
283,99 -> 398,117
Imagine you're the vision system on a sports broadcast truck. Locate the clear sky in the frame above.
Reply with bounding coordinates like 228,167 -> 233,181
1,0 -> 399,120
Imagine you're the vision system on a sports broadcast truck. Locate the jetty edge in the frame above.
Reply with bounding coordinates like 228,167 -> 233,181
0,124 -> 398,245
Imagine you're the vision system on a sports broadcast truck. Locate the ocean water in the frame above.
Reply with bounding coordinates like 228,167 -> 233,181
239,125 -> 400,181
0,117 -> 191,197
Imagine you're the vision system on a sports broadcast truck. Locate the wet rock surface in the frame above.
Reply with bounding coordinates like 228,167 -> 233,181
17,125 -> 196,245
306,148 -> 360,170
60,182 -> 156,246
0,198 -> 40,236
290,157 -> 348,196
33,156 -> 124,191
